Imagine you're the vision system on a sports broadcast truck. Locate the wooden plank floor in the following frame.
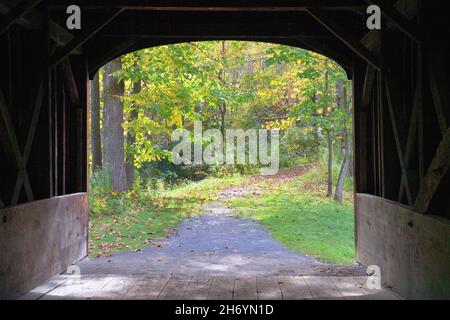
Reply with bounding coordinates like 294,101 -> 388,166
20,275 -> 402,300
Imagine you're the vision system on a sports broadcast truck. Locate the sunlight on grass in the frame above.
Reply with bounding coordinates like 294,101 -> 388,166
89,165 -> 355,265
228,167 -> 355,265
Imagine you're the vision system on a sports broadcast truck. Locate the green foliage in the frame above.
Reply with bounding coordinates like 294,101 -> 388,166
279,126 -> 320,168
89,41 -> 356,261
111,41 -> 352,174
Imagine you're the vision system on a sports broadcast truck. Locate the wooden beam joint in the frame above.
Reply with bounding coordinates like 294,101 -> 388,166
50,8 -> 124,69
0,0 -> 42,35
305,8 -> 381,70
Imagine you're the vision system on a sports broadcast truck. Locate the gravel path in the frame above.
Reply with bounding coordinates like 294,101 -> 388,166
79,191 -> 365,277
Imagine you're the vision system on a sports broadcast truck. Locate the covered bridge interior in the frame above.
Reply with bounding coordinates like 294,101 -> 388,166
0,0 -> 449,299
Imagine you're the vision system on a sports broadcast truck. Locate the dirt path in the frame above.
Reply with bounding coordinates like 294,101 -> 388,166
218,165 -> 313,200
78,166 -> 364,277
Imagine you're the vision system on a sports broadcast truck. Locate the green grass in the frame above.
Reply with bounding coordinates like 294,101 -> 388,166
89,175 -> 246,257
227,167 -> 355,265
89,165 -> 355,265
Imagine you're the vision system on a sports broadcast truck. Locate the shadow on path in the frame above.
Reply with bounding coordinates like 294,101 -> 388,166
80,200 -> 364,277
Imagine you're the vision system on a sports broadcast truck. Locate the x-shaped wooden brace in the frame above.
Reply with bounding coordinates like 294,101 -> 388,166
384,76 -> 414,205
0,81 -> 44,206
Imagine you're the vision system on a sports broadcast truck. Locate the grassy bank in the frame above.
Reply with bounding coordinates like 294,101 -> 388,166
88,164 -> 355,265
227,165 -> 355,264
88,175 -> 246,257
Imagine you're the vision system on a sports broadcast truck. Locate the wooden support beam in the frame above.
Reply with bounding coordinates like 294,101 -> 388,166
365,0 -> 421,43
49,20 -> 73,46
377,71 -> 385,197
417,43 -> 424,185
50,8 -> 124,69
361,63 -> 376,108
398,75 -> 420,202
0,0 -> 42,35
428,54 -> 448,138
0,88 -> 34,204
353,61 -> 368,194
60,59 -> 80,105
47,0 -> 365,10
415,126 -> 450,214
88,38 -> 140,77
306,8 -> 380,70
385,76 -> 413,205
10,81 -> 44,205
293,37 -> 352,71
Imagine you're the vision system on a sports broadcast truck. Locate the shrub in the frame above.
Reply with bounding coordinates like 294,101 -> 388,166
279,126 -> 320,168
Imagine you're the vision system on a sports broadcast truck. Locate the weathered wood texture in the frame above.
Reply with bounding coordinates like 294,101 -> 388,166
0,193 -> 88,300
356,194 -> 450,299
1,0 -> 447,215
1,0 -> 449,302
20,275 -> 402,300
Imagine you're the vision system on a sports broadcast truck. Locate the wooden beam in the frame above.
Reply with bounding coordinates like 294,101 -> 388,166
60,59 -> 80,105
398,75 -> 420,202
305,8 -> 380,70
11,81 -> 44,205
0,0 -> 42,30
47,0 -> 365,10
50,8 -> 124,69
49,20 -> 73,46
428,54 -> 448,138
365,0 -> 421,43
0,88 -> 34,203
361,63 -> 376,108
415,126 -> 450,214
294,37 -> 352,69
385,76 -> 413,205
417,44 -> 424,185
88,38 -> 140,77
0,0 -> 42,35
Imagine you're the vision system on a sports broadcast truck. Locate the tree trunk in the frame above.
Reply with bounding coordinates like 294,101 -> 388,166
103,58 -> 127,192
90,71 -> 102,172
336,80 -> 346,158
327,129 -> 333,197
344,85 -> 354,178
218,41 -> 227,136
347,125 -> 354,177
324,68 -> 333,197
220,102 -> 226,136
335,132 -> 351,203
335,81 -> 353,203
126,79 -> 140,189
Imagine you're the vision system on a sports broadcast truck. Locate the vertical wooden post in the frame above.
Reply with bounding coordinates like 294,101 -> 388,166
45,7 -> 54,198
417,0 -> 424,186
353,60 -> 368,195
83,58 -> 90,193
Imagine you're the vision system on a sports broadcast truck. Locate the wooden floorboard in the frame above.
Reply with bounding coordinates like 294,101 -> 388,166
330,276 -> 402,300
39,275 -> 100,300
256,277 -> 283,300
123,276 -> 170,300
183,277 -> 213,300
303,276 -> 344,300
278,276 -> 313,300
18,274 -> 70,300
207,277 -> 235,300
93,276 -> 134,300
28,275 -> 401,300
233,277 -> 258,300
158,276 -> 192,300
